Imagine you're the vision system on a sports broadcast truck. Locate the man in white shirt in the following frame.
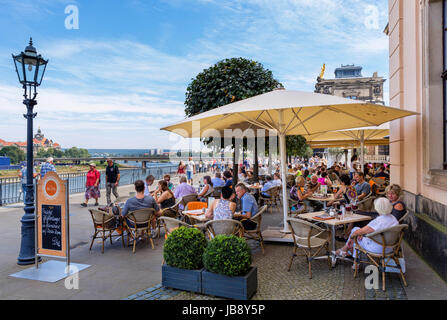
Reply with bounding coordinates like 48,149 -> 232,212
186,156 -> 196,185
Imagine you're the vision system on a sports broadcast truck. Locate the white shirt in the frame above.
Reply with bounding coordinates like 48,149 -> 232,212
186,160 -> 195,172
358,215 -> 399,254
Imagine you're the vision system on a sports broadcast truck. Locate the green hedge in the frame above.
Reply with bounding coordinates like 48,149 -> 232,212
203,235 -> 252,276
163,227 -> 207,270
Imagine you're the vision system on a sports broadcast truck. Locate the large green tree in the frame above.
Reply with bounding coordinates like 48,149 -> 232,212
0,146 -> 26,164
63,147 -> 91,158
185,57 -> 283,185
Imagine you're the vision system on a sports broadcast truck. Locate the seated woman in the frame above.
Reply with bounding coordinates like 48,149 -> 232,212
153,180 -> 176,209
205,186 -> 236,220
289,176 -> 312,213
327,174 -> 354,207
386,184 -> 407,221
317,172 -> 333,188
198,176 -> 214,201
334,197 -> 399,258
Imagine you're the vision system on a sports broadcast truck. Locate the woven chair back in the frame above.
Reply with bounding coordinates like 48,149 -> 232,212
367,224 -> 408,249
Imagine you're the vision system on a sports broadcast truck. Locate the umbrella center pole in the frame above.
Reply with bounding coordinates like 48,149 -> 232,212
277,111 -> 290,234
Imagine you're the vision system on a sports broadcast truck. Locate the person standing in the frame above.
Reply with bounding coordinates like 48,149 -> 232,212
186,156 -> 196,185
40,157 -> 56,179
105,158 -> 120,205
18,164 -> 38,201
81,163 -> 100,207
177,161 -> 186,175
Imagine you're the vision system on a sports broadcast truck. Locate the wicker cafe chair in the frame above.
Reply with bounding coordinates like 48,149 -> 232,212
243,205 -> 267,254
180,194 -> 199,213
357,192 -> 376,212
158,216 -> 194,239
125,208 -> 156,253
156,199 -> 182,238
259,187 -> 280,213
204,219 -> 244,239
88,209 -> 124,254
286,174 -> 296,188
287,218 -> 331,279
353,224 -> 408,291
288,198 -> 307,217
211,186 -> 223,198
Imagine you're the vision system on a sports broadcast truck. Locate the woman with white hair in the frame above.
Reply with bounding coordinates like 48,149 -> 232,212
334,197 -> 399,258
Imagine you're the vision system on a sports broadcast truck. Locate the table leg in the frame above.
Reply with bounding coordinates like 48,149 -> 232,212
331,225 -> 337,267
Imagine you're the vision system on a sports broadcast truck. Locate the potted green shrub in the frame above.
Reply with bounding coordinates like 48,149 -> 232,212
202,235 -> 257,300
162,227 -> 207,293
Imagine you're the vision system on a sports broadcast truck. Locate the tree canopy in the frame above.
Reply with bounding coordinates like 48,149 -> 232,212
0,146 -> 25,164
185,57 -> 283,117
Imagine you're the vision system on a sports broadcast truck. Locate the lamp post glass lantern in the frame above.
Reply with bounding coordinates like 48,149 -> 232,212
12,38 -> 48,265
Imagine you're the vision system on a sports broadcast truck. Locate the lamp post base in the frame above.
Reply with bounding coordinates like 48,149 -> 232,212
17,211 -> 37,265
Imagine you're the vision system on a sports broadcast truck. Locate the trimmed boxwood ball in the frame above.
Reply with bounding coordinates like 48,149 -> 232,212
163,227 -> 207,270
203,235 -> 252,276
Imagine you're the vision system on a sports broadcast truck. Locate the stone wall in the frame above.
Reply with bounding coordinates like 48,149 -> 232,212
403,190 -> 447,282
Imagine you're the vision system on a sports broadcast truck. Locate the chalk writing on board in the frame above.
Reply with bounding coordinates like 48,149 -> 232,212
41,204 -> 62,251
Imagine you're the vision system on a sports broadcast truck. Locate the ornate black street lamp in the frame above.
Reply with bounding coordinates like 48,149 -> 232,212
12,38 -> 48,265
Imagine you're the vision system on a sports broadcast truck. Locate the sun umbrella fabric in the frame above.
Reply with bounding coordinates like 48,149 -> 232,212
161,89 -> 418,235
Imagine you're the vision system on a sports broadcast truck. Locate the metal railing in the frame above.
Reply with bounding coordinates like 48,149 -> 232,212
0,165 -> 178,206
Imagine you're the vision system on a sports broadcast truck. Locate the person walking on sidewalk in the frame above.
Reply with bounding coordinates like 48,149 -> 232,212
81,162 -> 100,207
105,158 -> 120,205
186,156 -> 196,185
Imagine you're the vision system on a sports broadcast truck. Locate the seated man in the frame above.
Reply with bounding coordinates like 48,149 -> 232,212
261,176 -> 276,197
211,172 -> 225,188
144,175 -> 155,197
352,172 -> 371,201
121,180 -> 160,236
233,183 -> 258,230
174,176 -> 198,210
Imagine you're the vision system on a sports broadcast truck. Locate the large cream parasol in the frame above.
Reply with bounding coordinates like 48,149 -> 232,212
161,89 -> 417,235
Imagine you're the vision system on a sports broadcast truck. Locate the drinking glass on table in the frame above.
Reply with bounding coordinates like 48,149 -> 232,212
345,204 -> 352,216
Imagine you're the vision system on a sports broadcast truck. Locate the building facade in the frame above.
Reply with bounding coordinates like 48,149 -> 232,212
387,0 -> 447,281
314,65 -> 388,162
315,65 -> 386,104
0,128 -> 61,155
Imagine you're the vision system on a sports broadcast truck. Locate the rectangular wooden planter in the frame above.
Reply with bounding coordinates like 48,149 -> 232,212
201,266 -> 257,300
161,264 -> 203,293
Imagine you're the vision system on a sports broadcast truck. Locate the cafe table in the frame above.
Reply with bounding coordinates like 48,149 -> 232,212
307,193 -> 335,209
182,209 -> 210,230
298,211 -> 372,267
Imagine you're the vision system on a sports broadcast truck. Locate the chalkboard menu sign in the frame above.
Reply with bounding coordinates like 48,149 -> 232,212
36,172 -> 69,259
41,205 -> 62,251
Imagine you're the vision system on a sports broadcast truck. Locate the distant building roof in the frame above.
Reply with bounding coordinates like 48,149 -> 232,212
334,64 -> 363,78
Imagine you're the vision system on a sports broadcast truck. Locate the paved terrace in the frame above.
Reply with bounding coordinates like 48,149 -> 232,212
0,172 -> 446,300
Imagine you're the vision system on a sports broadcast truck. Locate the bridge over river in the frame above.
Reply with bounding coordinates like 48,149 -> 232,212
34,156 -> 171,168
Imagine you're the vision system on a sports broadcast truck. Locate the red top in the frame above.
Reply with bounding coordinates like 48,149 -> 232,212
86,169 -> 100,187
177,165 -> 185,174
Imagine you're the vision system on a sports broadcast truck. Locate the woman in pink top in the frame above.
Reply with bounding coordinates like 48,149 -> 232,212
317,172 -> 332,187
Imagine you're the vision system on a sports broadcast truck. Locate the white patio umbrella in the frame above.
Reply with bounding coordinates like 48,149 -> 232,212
303,124 -> 390,167
161,89 -> 417,235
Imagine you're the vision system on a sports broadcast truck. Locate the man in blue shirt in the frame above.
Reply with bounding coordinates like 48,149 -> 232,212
18,165 -> 38,201
223,170 -> 233,187
261,176 -> 276,198
211,172 -> 225,188
234,183 -> 258,230
40,157 -> 56,179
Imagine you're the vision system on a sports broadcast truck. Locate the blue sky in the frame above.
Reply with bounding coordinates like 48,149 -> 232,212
0,0 -> 389,149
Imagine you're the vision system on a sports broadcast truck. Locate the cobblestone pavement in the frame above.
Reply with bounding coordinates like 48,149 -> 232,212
123,197 -> 409,301
125,239 -> 408,300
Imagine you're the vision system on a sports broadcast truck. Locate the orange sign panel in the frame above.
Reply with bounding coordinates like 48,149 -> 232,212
36,171 -> 68,258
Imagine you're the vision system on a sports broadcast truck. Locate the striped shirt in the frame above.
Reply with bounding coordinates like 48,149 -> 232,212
40,162 -> 56,178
